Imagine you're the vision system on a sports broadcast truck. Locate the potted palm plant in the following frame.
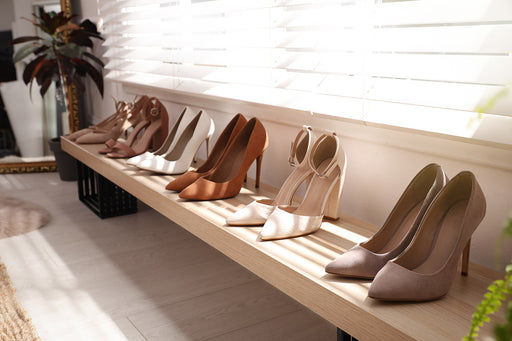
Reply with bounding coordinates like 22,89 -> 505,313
10,9 -> 104,180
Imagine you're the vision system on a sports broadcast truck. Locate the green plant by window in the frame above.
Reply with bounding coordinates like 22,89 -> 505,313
464,219 -> 512,341
10,9 -> 104,99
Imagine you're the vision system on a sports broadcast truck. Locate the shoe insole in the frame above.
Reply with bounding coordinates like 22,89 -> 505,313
163,114 -> 201,161
413,199 -> 469,274
378,202 -> 422,253
291,158 -> 340,217
272,166 -> 312,206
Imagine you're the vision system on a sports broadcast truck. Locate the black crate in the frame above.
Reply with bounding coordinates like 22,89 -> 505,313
77,161 -> 137,218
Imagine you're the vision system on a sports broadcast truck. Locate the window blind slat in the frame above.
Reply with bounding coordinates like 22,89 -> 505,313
100,0 -> 512,130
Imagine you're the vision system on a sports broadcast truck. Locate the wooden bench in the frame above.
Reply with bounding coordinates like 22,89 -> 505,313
62,136 -> 503,341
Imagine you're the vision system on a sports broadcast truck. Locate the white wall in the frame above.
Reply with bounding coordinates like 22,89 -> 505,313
0,0 -> 14,31
80,0 -> 512,273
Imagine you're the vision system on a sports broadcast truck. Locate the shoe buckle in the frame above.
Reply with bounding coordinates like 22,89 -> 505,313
150,107 -> 160,117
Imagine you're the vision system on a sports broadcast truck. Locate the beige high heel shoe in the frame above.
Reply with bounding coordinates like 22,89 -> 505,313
75,95 -> 150,144
259,132 -> 346,240
226,126 -> 315,226
368,171 -> 486,301
325,163 -> 447,279
68,98 -> 129,141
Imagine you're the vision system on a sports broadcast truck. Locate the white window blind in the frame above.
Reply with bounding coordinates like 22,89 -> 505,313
99,0 -> 512,143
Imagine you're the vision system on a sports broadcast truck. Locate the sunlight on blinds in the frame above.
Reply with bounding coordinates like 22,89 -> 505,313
99,0 -> 512,144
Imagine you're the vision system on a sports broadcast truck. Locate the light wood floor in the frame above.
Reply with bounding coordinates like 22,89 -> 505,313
0,172 -> 335,341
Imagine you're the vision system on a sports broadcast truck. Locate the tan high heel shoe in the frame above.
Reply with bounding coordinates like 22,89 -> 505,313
258,132 -> 346,240
325,163 -> 447,279
166,113 -> 248,191
106,98 -> 169,158
76,95 -> 150,144
69,98 -> 129,141
226,126 -> 315,226
178,117 -> 268,200
368,171 -> 486,301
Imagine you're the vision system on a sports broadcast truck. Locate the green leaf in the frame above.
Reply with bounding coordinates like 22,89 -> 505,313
57,43 -> 83,59
13,43 -> 41,63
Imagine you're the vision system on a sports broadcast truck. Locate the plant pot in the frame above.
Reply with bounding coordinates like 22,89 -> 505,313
48,137 -> 77,181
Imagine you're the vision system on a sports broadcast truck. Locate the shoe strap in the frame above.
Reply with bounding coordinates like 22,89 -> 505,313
288,126 -> 313,167
308,132 -> 341,178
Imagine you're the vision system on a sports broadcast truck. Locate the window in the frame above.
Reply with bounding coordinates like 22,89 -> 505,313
99,0 -> 512,145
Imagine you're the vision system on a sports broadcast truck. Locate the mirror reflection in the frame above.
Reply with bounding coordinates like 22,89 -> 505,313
0,0 -> 62,169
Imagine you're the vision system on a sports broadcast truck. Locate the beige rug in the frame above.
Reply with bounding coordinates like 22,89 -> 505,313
0,260 -> 39,341
0,196 -> 50,239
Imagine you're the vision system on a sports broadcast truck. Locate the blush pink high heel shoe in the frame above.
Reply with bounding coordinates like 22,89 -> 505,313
226,126 -> 315,226
325,163 -> 447,279
258,132 -> 346,240
368,171 -> 486,301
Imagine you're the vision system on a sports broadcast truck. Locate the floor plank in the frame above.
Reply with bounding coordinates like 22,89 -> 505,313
0,172 -> 335,340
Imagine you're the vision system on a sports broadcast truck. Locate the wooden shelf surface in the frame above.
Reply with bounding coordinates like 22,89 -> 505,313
62,136 -> 504,341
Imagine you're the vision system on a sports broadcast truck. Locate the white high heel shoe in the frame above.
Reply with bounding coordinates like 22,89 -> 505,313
259,132 -> 347,240
126,106 -> 196,166
226,126 -> 315,226
136,110 -> 215,174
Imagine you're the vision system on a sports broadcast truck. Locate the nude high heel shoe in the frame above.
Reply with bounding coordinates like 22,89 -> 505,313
259,132 -> 346,240
178,117 -> 268,201
325,163 -> 447,279
226,126 -> 315,226
135,110 -> 214,174
166,113 -> 247,191
76,95 -> 150,144
368,171 -> 486,301
126,106 -> 197,166
68,97 -> 129,141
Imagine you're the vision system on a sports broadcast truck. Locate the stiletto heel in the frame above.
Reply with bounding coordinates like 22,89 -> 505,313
226,126 -> 314,226
205,136 -> 210,158
258,132 -> 346,240
325,163 -> 447,279
255,152 -> 263,188
462,239 -> 471,276
368,171 -> 486,301
179,117 -> 268,201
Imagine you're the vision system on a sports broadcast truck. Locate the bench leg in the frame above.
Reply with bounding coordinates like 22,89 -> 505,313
337,328 -> 358,341
77,161 -> 137,218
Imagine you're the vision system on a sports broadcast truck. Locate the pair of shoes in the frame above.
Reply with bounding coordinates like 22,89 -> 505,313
68,97 -> 129,141
72,95 -> 150,144
325,165 -> 486,301
226,127 -> 347,241
174,116 -> 268,201
128,107 -> 215,174
105,97 -> 169,158
166,113 -> 247,191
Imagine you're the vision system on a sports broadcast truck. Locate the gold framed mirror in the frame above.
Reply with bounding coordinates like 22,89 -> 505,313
0,0 -> 78,174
